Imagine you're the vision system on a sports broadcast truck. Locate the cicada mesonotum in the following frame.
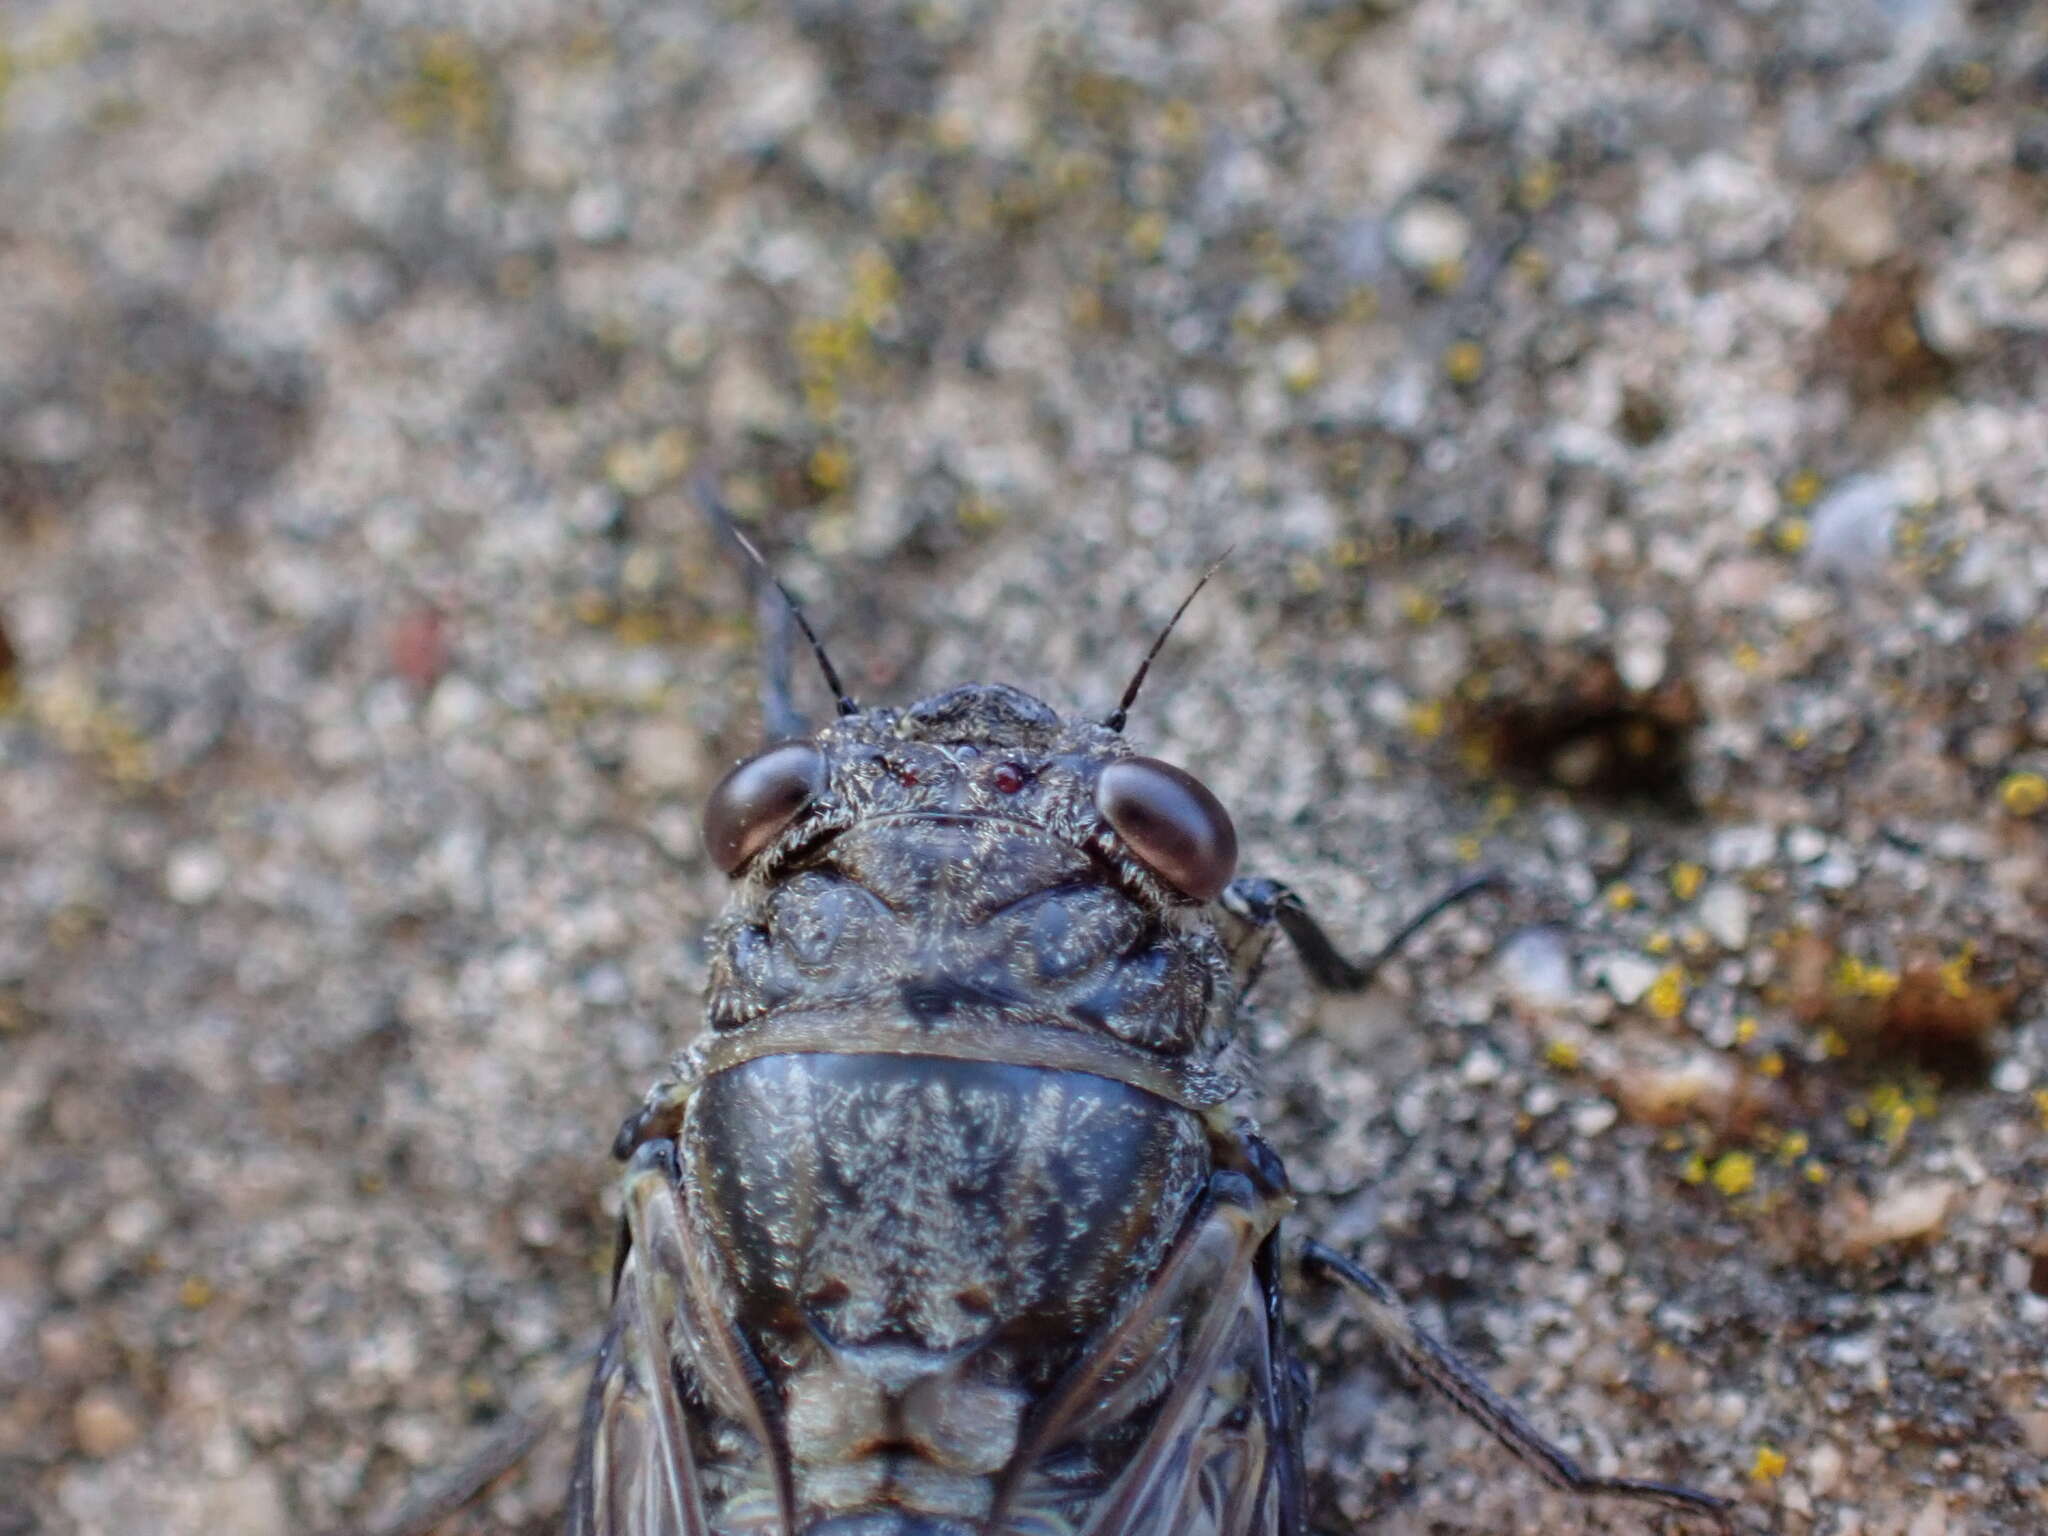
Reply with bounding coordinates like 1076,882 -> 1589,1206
564,554 -> 1734,1536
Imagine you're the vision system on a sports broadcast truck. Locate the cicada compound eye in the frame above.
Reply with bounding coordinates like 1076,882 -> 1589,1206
703,741 -> 826,875
1095,756 -> 1238,901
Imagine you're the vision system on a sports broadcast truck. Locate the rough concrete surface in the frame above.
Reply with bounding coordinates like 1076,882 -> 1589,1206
2,1 -> 2046,1533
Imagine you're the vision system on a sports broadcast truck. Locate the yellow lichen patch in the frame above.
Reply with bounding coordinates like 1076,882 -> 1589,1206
1711,1151 -> 1756,1197
1669,861 -> 1705,901
391,31 -> 496,147
1544,1038 -> 1582,1072
1776,1131 -> 1809,1163
1864,1081 -> 1930,1147
1398,587 -> 1441,625
1125,211 -> 1168,259
1936,946 -> 1975,999
955,491 -> 1005,533
1516,160 -> 1560,212
1833,955 -> 1899,1001
1680,1153 -> 1708,1185
1406,699 -> 1445,740
1606,882 -> 1637,911
1734,1015 -> 1760,1045
848,248 -> 900,329
877,179 -> 939,239
1548,1156 -> 1574,1181
178,1275 -> 213,1309
1442,339 -> 1484,383
1510,245 -> 1550,285
1343,284 -> 1380,322
603,428 -> 689,497
1750,1444 -> 1788,1483
1784,470 -> 1823,508
1772,517 -> 1810,555
1457,733 -> 1495,776
2034,1089 -> 2048,1131
1758,1050 -> 1786,1079
1999,771 -> 2048,818
1154,98 -> 1202,149
1277,339 -> 1322,394
32,674 -> 152,786
1645,965 -> 1687,1021
807,442 -> 854,494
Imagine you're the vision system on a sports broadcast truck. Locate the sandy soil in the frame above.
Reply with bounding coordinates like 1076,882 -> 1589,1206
2,2 -> 2045,1532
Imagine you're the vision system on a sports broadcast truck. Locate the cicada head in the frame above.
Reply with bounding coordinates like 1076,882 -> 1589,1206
701,680 -> 1236,908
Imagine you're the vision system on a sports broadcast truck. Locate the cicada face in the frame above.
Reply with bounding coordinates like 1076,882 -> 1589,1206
568,680 -> 1304,1536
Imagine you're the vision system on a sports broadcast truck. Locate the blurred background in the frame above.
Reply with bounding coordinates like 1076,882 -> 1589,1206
2,1 -> 2046,1532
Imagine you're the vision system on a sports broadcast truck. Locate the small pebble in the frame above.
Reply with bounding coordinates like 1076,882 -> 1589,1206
1826,1179 -> 1959,1260
1496,926 -> 1575,1010
1785,826 -> 1827,863
1460,1046 -> 1505,1086
1807,1440 -> 1846,1495
426,675 -> 490,735
73,1387 -> 145,1458
1696,882 -> 1752,950
1906,1492 -> 1949,1536
1808,174 -> 1899,268
568,183 -> 631,243
1804,474 -> 1901,578
164,843 -> 227,905
1595,953 -> 1662,1006
1571,1099 -> 1618,1137
1612,1051 -> 1741,1127
1388,198 -> 1471,272
1709,825 -> 1777,870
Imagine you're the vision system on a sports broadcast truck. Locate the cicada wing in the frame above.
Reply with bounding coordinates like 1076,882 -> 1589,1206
1087,1231 -> 1300,1536
563,1262 -> 714,1536
1000,1176 -> 1304,1536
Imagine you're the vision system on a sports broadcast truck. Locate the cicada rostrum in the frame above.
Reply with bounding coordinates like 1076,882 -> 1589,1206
562,545 -> 1735,1536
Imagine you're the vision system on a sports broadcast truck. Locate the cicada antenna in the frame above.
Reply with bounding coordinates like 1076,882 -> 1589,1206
1103,551 -> 1231,733
701,481 -> 859,719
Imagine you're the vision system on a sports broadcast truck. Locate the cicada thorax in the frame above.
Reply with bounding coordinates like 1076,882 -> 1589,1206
583,685 -> 1296,1536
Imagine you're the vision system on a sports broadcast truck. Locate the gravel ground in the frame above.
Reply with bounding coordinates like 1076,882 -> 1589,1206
3,2 -> 2046,1533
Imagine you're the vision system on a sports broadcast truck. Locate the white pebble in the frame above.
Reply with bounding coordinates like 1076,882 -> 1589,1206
1496,926 -> 1575,1010
1594,952 -> 1662,1006
1389,198 -> 1471,271
164,844 -> 227,905
426,675 -> 490,735
1696,882 -> 1752,950
1460,1047 -> 1505,1085
1805,474 -> 1900,578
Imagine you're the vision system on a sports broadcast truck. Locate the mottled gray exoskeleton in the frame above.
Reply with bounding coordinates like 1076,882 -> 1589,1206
564,552 -> 1734,1536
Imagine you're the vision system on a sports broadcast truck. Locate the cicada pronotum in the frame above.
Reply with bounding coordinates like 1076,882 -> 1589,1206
554,532 -> 1737,1536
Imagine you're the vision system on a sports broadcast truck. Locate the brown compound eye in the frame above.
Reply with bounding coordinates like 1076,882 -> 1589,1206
703,741 -> 826,875
1095,756 -> 1237,901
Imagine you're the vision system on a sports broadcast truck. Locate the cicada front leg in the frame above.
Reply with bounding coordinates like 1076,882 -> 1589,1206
1223,876 -> 1736,1532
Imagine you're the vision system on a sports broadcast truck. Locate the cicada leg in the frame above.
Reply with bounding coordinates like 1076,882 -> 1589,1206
1223,879 -> 1735,1529
1299,1241 -> 1734,1533
1221,872 -> 1506,997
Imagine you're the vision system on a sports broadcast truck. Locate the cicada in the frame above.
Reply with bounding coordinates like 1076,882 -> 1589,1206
562,549 -> 1735,1536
